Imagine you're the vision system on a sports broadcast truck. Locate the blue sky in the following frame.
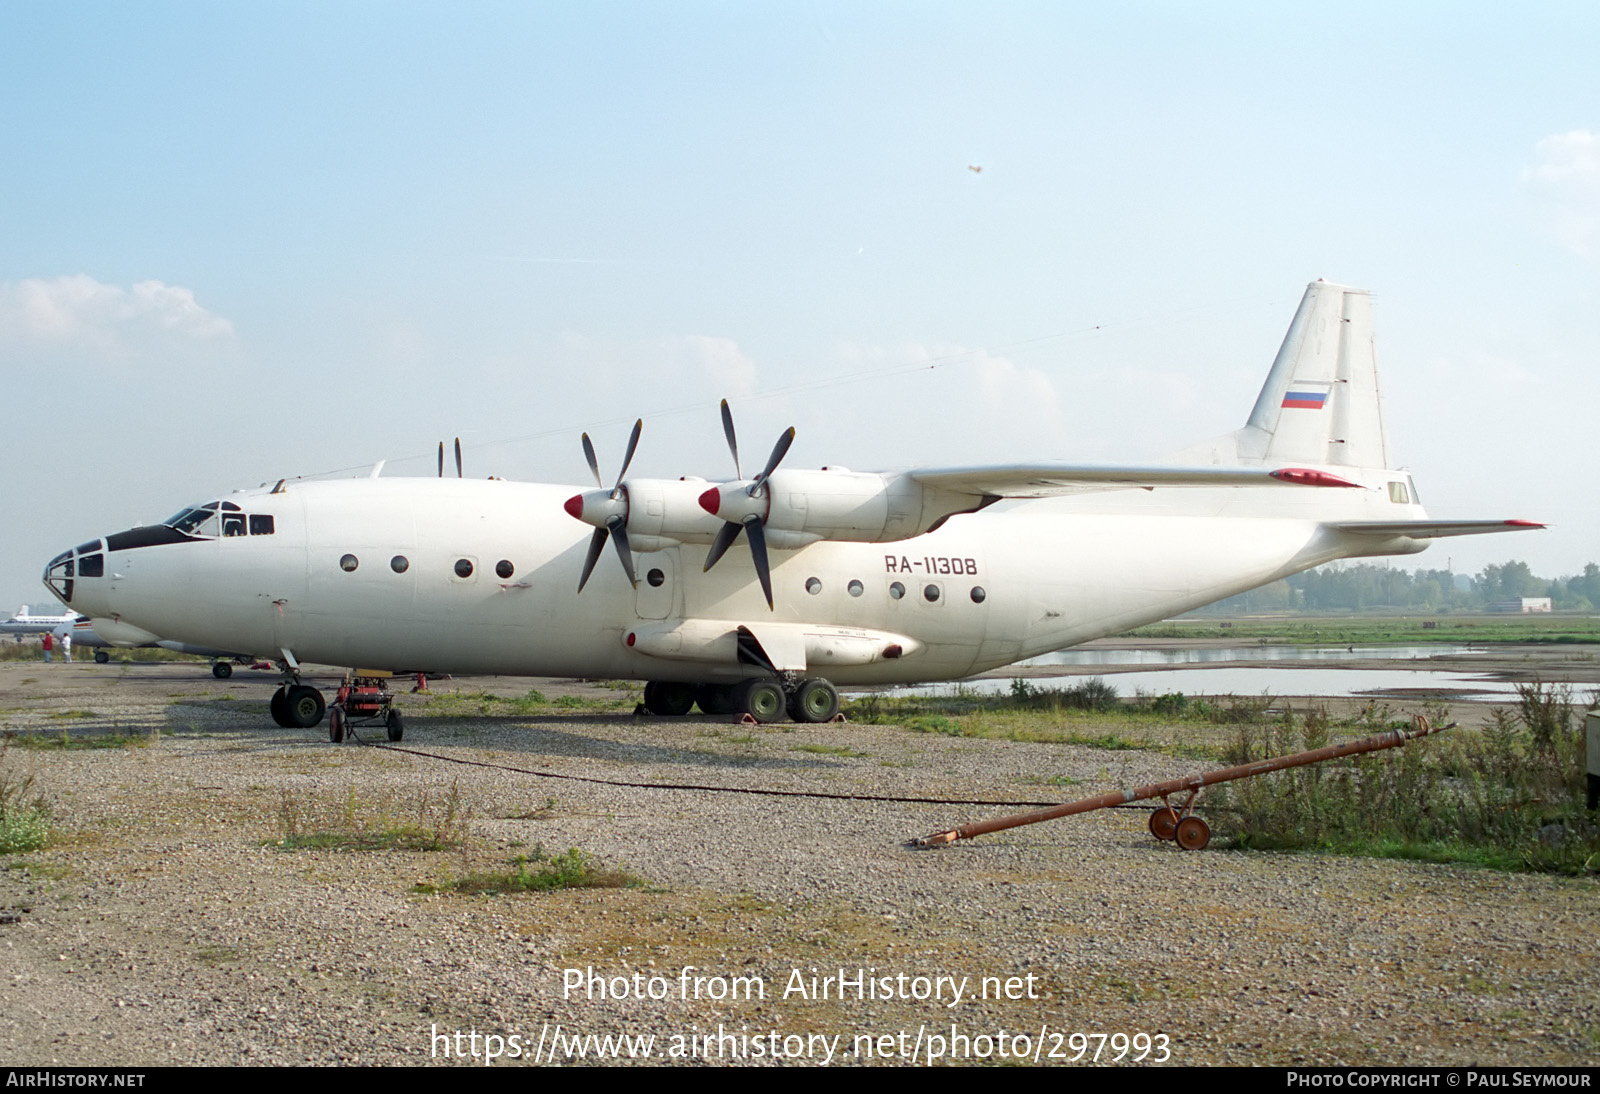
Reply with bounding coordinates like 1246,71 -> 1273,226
3,3 -> 1596,610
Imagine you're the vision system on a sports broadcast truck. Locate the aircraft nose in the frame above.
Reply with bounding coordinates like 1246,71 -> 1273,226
42,538 -> 109,611
42,547 -> 76,607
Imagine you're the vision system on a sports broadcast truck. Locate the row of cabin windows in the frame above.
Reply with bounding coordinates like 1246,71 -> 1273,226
805,575 -> 987,604
336,554 -> 515,580
330,556 -> 990,604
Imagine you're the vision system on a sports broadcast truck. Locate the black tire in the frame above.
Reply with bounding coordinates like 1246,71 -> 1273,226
212,661 -> 233,679
736,679 -> 786,722
644,680 -> 695,716
328,706 -> 345,743
788,678 -> 840,723
385,710 -> 404,742
269,686 -> 293,728
94,649 -> 110,664
695,684 -> 737,716
285,685 -> 326,729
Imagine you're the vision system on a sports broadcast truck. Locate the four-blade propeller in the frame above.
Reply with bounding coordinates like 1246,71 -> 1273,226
698,400 -> 795,610
563,420 -> 642,593
560,405 -> 796,608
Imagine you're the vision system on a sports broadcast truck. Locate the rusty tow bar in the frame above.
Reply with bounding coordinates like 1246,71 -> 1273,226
909,716 -> 1453,851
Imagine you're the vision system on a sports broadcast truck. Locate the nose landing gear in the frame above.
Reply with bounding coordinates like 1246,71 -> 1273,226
269,683 -> 326,729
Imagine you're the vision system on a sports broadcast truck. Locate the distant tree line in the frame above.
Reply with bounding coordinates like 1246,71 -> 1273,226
1193,561 -> 1600,615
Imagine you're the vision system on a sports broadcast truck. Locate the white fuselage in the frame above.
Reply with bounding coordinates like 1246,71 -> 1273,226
53,469 -> 1428,684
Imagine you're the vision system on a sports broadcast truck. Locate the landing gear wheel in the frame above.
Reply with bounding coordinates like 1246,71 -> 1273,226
269,686 -> 293,728
385,710 -> 404,742
735,679 -> 786,722
328,706 -> 345,743
1148,806 -> 1179,842
1174,815 -> 1211,851
211,661 -> 233,679
643,680 -> 695,716
94,649 -> 110,664
695,684 -> 737,716
285,684 -> 326,729
788,678 -> 840,723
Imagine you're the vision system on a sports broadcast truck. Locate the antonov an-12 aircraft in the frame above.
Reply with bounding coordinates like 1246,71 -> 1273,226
42,281 -> 1539,735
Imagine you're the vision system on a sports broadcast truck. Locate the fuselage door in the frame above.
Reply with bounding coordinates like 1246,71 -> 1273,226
635,551 -> 675,620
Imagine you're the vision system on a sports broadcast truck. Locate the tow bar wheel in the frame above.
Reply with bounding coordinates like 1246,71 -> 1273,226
1148,806 -> 1179,842
1174,815 -> 1211,851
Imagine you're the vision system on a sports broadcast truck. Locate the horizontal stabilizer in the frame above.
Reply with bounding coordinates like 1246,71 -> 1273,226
910,463 -> 1361,499
1329,519 -> 1545,540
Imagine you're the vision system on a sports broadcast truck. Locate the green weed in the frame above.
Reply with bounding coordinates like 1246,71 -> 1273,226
1214,683 -> 1600,873
421,846 -> 644,894
0,738 -> 50,853
271,783 -> 471,852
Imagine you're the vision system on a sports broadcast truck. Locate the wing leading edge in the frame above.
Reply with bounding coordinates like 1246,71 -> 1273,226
909,463 -> 1361,499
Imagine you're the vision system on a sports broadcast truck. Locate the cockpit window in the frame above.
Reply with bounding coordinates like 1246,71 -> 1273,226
167,508 -> 220,537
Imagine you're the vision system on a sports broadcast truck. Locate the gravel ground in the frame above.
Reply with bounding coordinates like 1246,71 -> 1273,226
1,660 -> 1596,1067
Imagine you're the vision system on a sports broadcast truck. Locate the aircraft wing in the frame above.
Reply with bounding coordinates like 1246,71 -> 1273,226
1327,519 -> 1546,539
908,463 -> 1360,499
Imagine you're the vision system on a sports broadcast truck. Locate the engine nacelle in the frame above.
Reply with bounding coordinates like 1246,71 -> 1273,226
565,471 -> 991,550
700,468 -> 989,545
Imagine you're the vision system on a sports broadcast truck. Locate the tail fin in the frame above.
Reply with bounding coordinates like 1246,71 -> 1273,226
1182,280 -> 1392,469
1241,280 -> 1390,467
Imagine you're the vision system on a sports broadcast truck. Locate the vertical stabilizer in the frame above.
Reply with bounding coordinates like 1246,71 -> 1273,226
1237,280 -> 1390,468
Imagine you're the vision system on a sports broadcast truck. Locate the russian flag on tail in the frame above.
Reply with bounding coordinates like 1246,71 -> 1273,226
1281,389 -> 1329,410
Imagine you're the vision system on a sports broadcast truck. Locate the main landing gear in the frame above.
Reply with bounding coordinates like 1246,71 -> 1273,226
641,676 -> 841,723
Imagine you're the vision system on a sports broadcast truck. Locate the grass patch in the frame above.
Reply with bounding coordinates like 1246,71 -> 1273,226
194,944 -> 242,966
843,679 -> 1263,756
1124,614 -> 1600,646
419,845 -> 644,894
11,728 -> 149,751
271,783 -> 471,852
418,687 -> 638,717
0,739 -> 50,854
791,743 -> 866,757
1213,684 -> 1600,873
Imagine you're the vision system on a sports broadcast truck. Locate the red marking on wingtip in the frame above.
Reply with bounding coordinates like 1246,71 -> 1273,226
1270,468 -> 1363,488
563,494 -> 583,519
697,487 -> 722,515
625,632 -> 636,647
1506,519 -> 1545,528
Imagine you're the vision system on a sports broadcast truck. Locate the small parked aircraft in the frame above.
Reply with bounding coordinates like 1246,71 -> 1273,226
41,281 -> 1540,733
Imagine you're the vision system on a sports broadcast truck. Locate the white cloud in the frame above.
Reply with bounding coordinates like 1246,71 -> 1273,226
1520,130 -> 1600,259
684,334 -> 757,398
0,274 -> 235,364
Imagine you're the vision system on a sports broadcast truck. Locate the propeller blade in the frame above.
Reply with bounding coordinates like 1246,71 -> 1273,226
454,438 -> 462,478
744,515 -> 774,610
576,526 -> 608,593
438,441 -> 444,478
702,520 -> 743,572
720,399 -> 741,479
581,433 -> 602,487
607,515 -> 637,587
753,427 -> 796,490
615,419 -> 642,489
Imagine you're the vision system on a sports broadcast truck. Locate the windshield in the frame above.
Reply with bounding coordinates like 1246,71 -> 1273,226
164,504 -> 221,537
